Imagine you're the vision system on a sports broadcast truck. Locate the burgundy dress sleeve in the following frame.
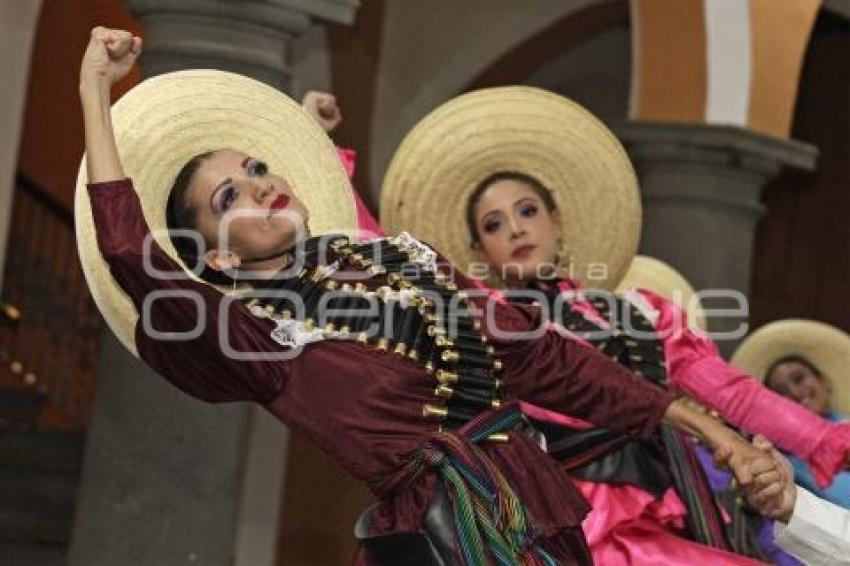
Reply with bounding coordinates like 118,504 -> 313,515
87,179 -> 290,403
486,301 -> 676,441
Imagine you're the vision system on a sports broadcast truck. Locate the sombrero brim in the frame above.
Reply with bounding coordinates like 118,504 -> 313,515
731,319 -> 850,415
75,69 -> 356,355
380,86 -> 640,290
616,255 -> 707,330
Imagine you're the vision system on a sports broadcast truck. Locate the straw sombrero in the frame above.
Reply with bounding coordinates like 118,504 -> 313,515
75,70 -> 357,356
380,86 -> 640,290
731,319 -> 850,415
615,255 -> 707,330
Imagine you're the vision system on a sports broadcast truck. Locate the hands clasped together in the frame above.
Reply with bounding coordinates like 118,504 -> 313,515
715,434 -> 796,522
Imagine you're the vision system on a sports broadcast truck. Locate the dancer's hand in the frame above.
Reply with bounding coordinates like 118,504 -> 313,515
716,434 -> 797,522
302,91 -> 342,132
80,27 -> 142,90
716,434 -> 780,488
665,397 -> 779,490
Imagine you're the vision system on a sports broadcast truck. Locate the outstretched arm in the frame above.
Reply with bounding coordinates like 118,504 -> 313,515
641,288 -> 850,487
79,26 -> 141,183
666,399 -> 780,489
497,307 -> 777,488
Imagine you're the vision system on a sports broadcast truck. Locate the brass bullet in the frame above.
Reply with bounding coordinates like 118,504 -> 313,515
441,350 -> 459,363
428,326 -> 446,338
422,404 -> 448,419
435,384 -> 453,398
436,370 -> 458,384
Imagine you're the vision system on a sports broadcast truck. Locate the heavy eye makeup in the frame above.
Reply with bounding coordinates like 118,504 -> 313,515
516,198 -> 539,218
519,204 -> 538,218
211,182 -> 239,216
210,157 -> 269,216
480,198 -> 540,234
246,159 -> 268,177
481,214 -> 502,234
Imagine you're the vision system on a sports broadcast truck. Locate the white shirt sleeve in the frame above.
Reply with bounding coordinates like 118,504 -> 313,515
774,486 -> 850,565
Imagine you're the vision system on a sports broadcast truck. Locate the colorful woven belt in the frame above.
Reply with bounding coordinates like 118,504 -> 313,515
374,402 -> 559,566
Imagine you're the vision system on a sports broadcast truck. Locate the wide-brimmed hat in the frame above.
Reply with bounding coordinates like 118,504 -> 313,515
75,69 -> 356,355
380,86 -> 641,290
731,319 -> 850,415
615,255 -> 707,330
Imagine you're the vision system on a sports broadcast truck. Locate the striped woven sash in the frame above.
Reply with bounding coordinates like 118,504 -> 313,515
373,403 -> 560,566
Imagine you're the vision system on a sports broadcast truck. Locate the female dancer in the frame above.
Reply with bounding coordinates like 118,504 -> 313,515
734,320 -> 850,510
381,86 -> 850,564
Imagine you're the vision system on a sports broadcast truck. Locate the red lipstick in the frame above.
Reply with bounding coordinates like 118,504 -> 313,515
269,194 -> 290,217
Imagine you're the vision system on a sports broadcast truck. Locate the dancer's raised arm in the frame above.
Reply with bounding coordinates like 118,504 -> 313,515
79,26 -> 141,183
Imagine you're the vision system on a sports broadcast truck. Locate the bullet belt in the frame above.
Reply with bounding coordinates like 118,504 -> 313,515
243,234 -> 503,432
524,280 -> 668,386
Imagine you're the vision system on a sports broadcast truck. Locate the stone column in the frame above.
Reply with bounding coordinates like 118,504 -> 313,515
616,122 -> 817,357
125,0 -> 359,90
69,2 -> 358,566
0,1 -> 42,293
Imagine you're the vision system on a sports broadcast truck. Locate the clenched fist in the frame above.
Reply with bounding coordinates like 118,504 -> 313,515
302,91 -> 342,132
79,27 -> 142,90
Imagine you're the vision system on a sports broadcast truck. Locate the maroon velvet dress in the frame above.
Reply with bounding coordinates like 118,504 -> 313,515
87,179 -> 675,564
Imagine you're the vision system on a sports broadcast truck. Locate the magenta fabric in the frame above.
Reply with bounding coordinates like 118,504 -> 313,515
549,277 -> 850,488
635,286 -> 850,489
86,178 -> 678,564
575,483 -> 763,566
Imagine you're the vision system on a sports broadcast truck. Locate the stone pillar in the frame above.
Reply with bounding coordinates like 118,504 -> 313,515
0,1 -> 42,293
125,0 -> 359,90
70,2 -> 358,566
69,333 -> 250,566
616,122 -> 817,357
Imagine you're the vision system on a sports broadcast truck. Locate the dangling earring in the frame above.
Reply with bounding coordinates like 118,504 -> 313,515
553,237 -> 563,267
553,237 -> 572,277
